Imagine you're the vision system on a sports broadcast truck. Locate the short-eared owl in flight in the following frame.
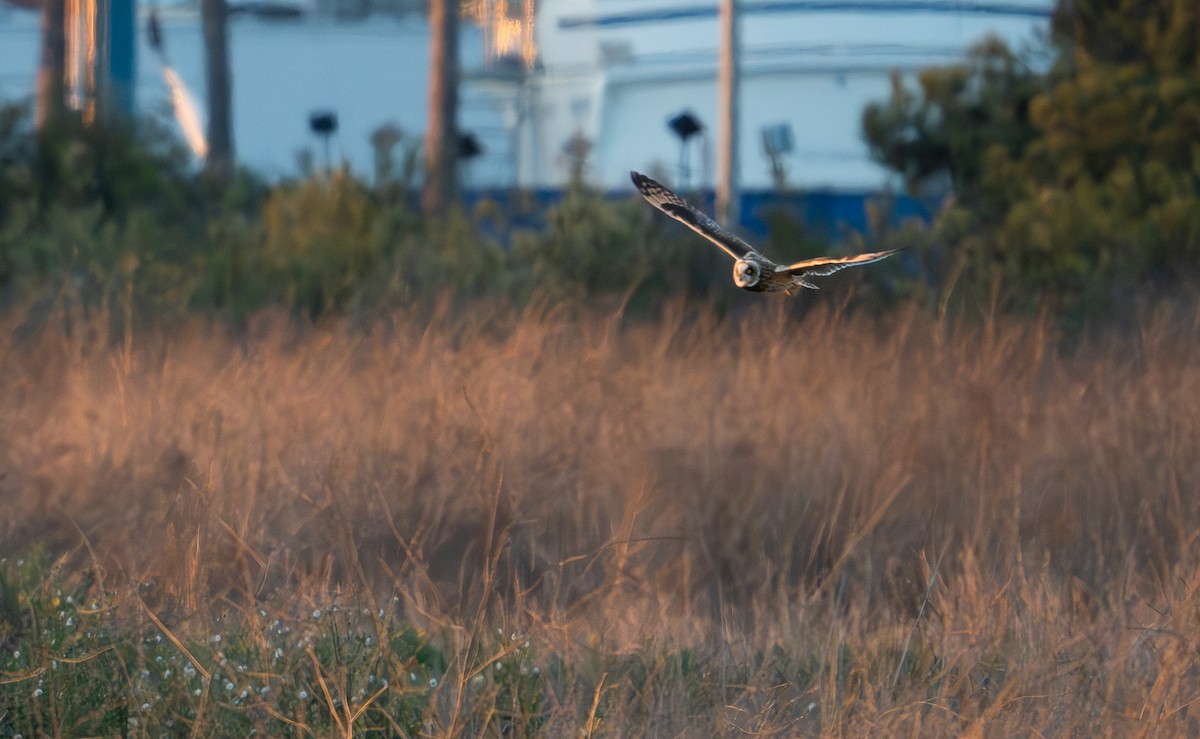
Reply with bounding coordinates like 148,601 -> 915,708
631,171 -> 901,294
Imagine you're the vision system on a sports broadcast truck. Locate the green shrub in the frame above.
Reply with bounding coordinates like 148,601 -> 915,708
508,184 -> 711,307
0,104 -> 880,323
863,4 -> 1200,317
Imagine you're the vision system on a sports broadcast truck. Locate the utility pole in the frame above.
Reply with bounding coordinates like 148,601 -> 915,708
422,0 -> 460,216
716,0 -> 740,224
202,0 -> 234,177
35,0 -> 67,131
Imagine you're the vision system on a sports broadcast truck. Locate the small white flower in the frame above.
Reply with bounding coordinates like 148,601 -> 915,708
312,609 -> 322,619
429,677 -> 438,688
224,681 -> 234,691
211,634 -> 222,643
32,688 -> 42,697
141,702 -> 151,712
298,689 -> 309,700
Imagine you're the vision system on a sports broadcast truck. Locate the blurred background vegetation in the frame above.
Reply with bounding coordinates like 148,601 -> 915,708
2,0 -> 1199,328
863,0 -> 1200,318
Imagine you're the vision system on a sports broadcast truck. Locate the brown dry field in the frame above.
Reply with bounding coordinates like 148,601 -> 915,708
4,298 -> 1200,735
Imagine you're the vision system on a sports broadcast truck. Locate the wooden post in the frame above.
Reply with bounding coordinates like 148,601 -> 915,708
35,0 -> 67,131
422,0 -> 460,216
716,0 -> 740,225
202,0 -> 234,176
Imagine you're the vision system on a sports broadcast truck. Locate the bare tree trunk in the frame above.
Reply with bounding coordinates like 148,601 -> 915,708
202,0 -> 234,177
716,0 -> 740,224
36,0 -> 67,131
422,0 -> 459,216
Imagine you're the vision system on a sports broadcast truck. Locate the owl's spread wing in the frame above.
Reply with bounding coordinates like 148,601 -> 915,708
630,171 -> 759,261
779,248 -> 902,279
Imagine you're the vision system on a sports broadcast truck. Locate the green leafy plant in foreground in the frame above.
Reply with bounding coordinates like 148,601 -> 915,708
0,552 -> 127,736
0,555 -> 453,736
0,554 -> 882,737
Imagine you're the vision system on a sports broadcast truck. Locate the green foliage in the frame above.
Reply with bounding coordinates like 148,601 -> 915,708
1051,0 -> 1200,71
863,37 -> 1041,200
259,170 -> 383,316
0,556 -> 456,737
508,184 -> 706,305
864,0 -> 1200,316
468,634 -> 546,736
0,105 -> 743,323
0,553 -> 129,737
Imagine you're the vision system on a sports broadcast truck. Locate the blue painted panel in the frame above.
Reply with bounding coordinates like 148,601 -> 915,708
459,187 -> 934,246
104,0 -> 137,114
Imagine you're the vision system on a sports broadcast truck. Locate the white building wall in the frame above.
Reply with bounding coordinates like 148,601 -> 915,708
525,0 -> 1054,190
596,71 -> 898,191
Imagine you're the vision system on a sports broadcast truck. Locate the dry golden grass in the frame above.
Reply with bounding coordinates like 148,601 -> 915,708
4,298 -> 1200,735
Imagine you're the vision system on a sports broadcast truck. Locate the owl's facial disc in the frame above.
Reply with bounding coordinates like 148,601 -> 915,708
734,259 -> 760,288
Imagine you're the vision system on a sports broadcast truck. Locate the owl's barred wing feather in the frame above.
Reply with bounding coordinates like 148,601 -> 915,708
779,249 -> 902,278
630,171 -> 759,261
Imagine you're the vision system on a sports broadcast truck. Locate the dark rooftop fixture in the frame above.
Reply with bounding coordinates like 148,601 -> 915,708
309,110 -> 338,171
668,111 -> 703,142
667,111 -> 704,188
309,110 -> 338,136
458,132 -> 483,159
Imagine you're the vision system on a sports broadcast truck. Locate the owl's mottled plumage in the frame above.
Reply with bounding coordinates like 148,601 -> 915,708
631,171 -> 901,294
